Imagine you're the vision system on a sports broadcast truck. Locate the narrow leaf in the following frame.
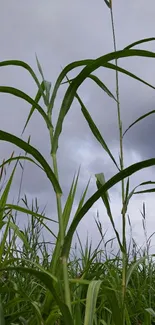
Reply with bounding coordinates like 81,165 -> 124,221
62,157 -> 155,258
126,257 -> 148,286
0,86 -> 51,129
0,295 -> 5,325
0,130 -> 62,194
95,173 -> 122,251
124,37 -> 155,50
0,164 -> 16,221
104,62 -> 155,91
0,155 -> 43,171
84,280 -> 102,325
0,266 -> 74,325
77,94 -> 119,170
88,74 -> 117,101
52,48 -> 155,154
123,110 -> 155,136
22,81 -> 46,134
49,59 -> 93,115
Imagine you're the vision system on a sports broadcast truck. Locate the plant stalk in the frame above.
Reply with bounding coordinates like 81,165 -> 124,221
109,2 -> 127,320
48,111 -> 72,314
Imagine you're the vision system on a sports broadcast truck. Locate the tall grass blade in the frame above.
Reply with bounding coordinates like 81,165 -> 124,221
0,60 -> 43,91
124,37 -> 155,50
95,173 -> 123,250
84,280 -> 102,325
123,110 -> 155,136
49,39 -> 155,115
62,74 -> 117,101
4,204 -> 57,223
75,178 -> 90,215
2,220 -> 31,252
22,81 -> 46,134
35,55 -> 52,106
62,157 -> 155,257
103,62 -> 155,91
88,74 -> 117,100
0,130 -> 62,194
0,164 -> 16,221
76,94 -> 119,170
0,86 -> 51,129
0,295 -> 5,325
0,216 -> 10,264
52,48 -> 155,154
48,59 -> 93,115
0,155 -> 43,171
0,266 -> 74,325
126,256 -> 147,286
105,288 -> 123,325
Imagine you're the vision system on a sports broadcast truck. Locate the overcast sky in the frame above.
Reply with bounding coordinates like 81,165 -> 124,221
1,0 -> 155,255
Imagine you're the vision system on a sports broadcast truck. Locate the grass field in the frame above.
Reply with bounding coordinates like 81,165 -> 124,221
1,1 -> 155,324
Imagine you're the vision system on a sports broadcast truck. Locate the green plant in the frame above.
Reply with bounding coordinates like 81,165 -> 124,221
1,1 -> 155,324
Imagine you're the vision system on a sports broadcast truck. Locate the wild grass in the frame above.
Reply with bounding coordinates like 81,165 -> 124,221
1,0 -> 155,324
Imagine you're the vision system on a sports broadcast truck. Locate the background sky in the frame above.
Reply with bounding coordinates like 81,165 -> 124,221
0,0 -> 155,254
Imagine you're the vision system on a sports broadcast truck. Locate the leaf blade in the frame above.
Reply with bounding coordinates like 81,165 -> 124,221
0,130 -> 62,194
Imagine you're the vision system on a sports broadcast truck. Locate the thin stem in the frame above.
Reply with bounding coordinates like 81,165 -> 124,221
109,1 -> 127,320
48,118 -> 63,247
48,111 -> 72,314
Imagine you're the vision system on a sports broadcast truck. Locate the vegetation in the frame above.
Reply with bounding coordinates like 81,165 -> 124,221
1,1 -> 155,324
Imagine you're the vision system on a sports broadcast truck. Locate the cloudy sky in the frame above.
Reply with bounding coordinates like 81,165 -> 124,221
0,0 -> 155,254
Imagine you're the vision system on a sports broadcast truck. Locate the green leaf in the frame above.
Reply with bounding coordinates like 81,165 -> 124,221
52,48 -> 155,154
49,59 -> 93,115
145,308 -> 155,317
0,216 -> 10,264
0,59 -> 41,88
84,280 -> 102,325
49,170 -> 80,275
35,55 -> 52,106
62,157 -> 155,258
104,62 -> 155,91
103,0 -> 111,8
2,220 -> 30,252
0,266 -> 74,325
4,204 -> 58,223
95,173 -> 122,251
22,81 -> 46,134
36,54 -> 45,81
31,301 -> 44,324
126,257 -> 147,286
62,74 -> 116,102
3,204 -> 57,239
88,74 -> 117,101
123,110 -> 155,136
0,164 -> 16,221
0,86 -> 51,129
0,295 -> 5,325
0,155 -> 43,171
121,178 -> 130,215
134,188 -> 155,194
124,37 -> 155,50
123,180 -> 155,212
75,177 -> 90,216
0,130 -> 62,194
76,94 -> 119,170
105,288 -> 123,325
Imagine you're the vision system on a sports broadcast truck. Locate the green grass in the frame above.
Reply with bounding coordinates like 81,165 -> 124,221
1,1 -> 155,324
